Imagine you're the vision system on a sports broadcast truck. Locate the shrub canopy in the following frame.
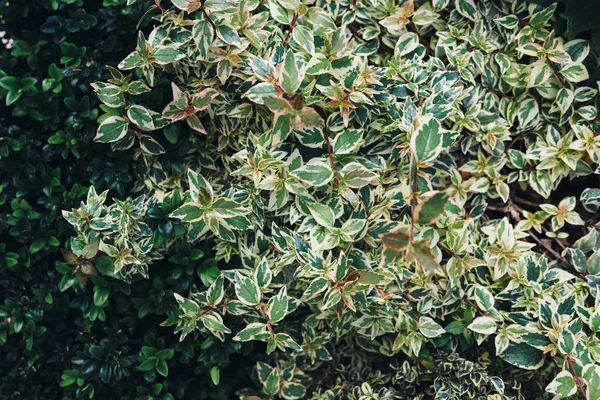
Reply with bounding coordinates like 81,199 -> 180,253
2,0 -> 600,399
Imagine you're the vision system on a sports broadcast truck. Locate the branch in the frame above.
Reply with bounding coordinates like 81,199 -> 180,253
154,0 -> 166,13
566,355 -> 587,400
323,128 -> 342,183
463,297 -> 503,329
283,13 -> 299,46
546,57 -> 566,88
407,21 -> 433,55
201,6 -> 218,37
409,157 -> 418,244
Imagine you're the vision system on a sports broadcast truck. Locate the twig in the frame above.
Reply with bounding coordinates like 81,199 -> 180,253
154,0 -> 165,13
409,157 -> 418,244
260,303 -> 275,337
323,128 -> 342,182
283,13 -> 299,46
255,0 -> 266,11
407,22 -> 433,55
566,355 -> 587,400
201,6 -> 218,37
513,195 -> 539,208
546,57 -> 566,88
463,297 -> 503,329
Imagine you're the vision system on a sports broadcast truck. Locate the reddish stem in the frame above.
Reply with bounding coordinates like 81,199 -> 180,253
566,356 -> 587,400
154,0 -> 165,13
323,128 -> 342,182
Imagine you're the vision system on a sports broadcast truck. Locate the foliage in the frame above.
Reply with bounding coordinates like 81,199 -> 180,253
3,0 -> 600,399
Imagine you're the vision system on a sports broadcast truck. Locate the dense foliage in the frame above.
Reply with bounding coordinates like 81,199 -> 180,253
2,0 -> 600,399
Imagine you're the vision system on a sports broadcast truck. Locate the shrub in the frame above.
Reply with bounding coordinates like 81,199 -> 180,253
3,0 -> 600,399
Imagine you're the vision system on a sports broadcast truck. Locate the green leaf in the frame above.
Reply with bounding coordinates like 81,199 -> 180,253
290,161 -> 333,187
282,382 -> 306,400
292,25 -> 315,54
546,370 -> 577,397
455,0 -> 477,21
233,322 -> 270,341
468,316 -> 497,335
267,287 -> 289,323
307,203 -> 335,227
281,50 -> 303,95
332,129 -> 363,155
60,370 -> 79,387
174,293 -> 200,315
156,359 -> 168,377
517,99 -> 539,129
94,116 -> 129,143
234,274 -> 261,306
138,358 -> 157,371
419,316 -> 445,338
127,105 -> 155,131
153,46 -> 185,65
216,24 -> 242,47
207,275 -> 225,305
416,192 -> 448,225
170,203 -> 205,222
501,343 -> 545,370
210,366 -> 220,386
410,117 -> 442,162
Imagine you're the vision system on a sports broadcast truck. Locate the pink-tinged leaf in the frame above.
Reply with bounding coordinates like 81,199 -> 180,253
192,88 -> 220,111
300,107 -> 324,128
162,101 -> 187,121
186,115 -> 207,134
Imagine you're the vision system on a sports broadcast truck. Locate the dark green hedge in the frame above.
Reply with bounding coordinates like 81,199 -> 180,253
0,1 -> 247,398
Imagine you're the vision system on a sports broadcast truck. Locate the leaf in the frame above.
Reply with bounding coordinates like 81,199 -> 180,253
501,343 -> 545,370
307,203 -> 335,227
233,322 -> 270,341
560,62 -> 589,83
415,192 -> 449,225
332,129 -> 363,154
468,316 -> 497,335
216,24 -> 242,47
127,105 -> 155,131
153,46 -> 185,65
234,274 -> 261,306
409,240 -> 442,274
546,370 -> 577,397
419,316 -> 445,338
290,161 -> 333,187
210,366 -> 220,386
81,239 -> 100,259
174,293 -> 200,315
517,99 -> 539,129
280,50 -> 303,95
292,25 -> 315,54
410,117 -> 443,162
207,275 -> 225,305
282,382 -> 306,400
267,287 -> 289,323
455,0 -> 477,21
94,116 -> 129,143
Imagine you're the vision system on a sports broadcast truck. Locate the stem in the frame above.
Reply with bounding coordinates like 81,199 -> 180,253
323,128 -> 342,182
546,57 -> 566,88
463,297 -> 503,329
407,21 -> 433,55
283,13 -> 299,46
201,6 -> 218,37
255,0 -> 266,11
409,156 -> 418,244
154,0 -> 165,13
566,356 -> 587,400
260,304 -> 275,337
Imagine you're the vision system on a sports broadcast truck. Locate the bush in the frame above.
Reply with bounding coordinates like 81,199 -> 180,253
2,0 -> 600,399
